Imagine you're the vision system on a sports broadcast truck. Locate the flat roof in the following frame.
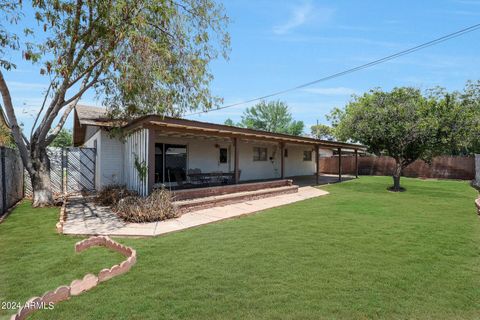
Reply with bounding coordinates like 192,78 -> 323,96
74,105 -> 366,150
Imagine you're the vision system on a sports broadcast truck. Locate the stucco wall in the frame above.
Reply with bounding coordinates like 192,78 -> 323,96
84,128 -> 125,190
89,128 -> 334,189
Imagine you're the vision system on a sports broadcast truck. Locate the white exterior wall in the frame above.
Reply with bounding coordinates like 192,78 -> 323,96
124,128 -> 149,196
152,135 -> 322,181
284,144 -> 315,177
83,127 -> 336,193
84,127 -> 125,190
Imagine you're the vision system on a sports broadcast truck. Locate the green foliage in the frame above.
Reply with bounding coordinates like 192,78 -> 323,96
134,154 -> 148,181
329,84 -> 480,191
1,0 -> 230,117
311,124 -> 335,140
224,118 -> 235,126
49,129 -> 72,148
0,123 -> 13,147
238,100 -> 304,135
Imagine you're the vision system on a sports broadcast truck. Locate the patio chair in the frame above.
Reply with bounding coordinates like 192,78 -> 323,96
211,171 -> 224,185
188,168 -> 203,185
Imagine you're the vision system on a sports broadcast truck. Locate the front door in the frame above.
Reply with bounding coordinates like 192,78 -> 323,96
154,143 -> 187,185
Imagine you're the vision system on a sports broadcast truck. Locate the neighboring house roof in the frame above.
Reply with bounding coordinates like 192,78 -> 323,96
73,105 -> 366,150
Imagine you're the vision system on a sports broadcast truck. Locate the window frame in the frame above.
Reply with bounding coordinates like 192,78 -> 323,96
303,150 -> 312,161
253,147 -> 268,161
219,147 -> 228,164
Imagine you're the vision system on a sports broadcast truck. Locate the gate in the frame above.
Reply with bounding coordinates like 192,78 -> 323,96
66,147 -> 96,193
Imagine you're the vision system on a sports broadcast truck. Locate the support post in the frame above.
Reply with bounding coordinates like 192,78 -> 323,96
233,137 -> 239,184
147,128 -> 156,194
338,147 -> 342,182
355,149 -> 359,178
280,142 -> 285,179
315,144 -> 320,185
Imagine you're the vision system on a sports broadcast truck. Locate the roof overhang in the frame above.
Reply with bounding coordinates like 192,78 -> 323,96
125,115 -> 366,150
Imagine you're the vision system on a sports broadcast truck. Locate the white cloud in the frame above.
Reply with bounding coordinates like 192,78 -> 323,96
302,87 -> 358,95
273,2 -> 334,35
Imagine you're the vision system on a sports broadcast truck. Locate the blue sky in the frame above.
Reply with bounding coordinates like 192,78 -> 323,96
3,0 -> 480,135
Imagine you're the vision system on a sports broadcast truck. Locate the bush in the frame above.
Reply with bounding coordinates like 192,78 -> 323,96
97,185 -> 178,223
96,185 -> 137,206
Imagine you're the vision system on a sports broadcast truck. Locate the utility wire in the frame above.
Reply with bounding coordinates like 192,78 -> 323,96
186,23 -> 480,116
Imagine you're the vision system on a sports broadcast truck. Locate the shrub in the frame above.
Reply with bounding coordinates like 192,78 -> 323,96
116,188 -> 178,223
98,185 -> 178,223
96,185 -> 137,206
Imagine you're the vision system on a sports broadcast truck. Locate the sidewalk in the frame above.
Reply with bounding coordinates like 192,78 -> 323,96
62,186 -> 328,237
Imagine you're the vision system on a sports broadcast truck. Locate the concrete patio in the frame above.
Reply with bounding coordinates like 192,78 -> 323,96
62,186 -> 329,237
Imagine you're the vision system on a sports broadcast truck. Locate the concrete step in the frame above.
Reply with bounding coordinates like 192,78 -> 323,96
175,185 -> 299,214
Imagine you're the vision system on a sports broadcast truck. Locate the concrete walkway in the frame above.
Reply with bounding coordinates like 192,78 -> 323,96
62,186 -> 328,237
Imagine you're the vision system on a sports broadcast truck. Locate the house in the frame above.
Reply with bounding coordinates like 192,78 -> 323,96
73,105 -> 365,196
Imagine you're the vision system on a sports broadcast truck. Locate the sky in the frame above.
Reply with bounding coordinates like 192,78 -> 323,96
3,0 -> 480,136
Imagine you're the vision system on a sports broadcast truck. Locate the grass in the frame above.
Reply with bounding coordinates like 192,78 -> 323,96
1,176 -> 479,319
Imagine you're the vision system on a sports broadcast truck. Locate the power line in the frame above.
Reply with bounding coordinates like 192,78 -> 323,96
186,23 -> 480,116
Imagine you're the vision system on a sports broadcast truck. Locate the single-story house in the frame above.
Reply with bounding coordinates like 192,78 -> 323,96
73,105 -> 365,196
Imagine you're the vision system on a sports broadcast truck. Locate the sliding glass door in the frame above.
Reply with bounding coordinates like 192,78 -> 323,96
154,143 -> 187,184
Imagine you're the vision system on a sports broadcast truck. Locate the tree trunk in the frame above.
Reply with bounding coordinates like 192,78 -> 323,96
30,148 -> 54,207
391,161 -> 403,192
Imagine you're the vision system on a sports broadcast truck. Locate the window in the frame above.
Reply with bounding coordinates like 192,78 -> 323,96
253,147 -> 267,161
303,150 -> 312,161
284,148 -> 288,158
219,148 -> 228,163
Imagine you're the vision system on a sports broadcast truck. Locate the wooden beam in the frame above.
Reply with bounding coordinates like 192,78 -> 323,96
355,149 -> 359,178
338,147 -> 342,182
233,137 -> 239,184
316,144 -> 320,185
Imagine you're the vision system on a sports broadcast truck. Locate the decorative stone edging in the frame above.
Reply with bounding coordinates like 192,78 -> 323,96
475,197 -> 480,215
10,236 -> 137,320
55,197 -> 67,233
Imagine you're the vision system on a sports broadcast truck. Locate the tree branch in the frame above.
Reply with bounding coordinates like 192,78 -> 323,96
0,71 -> 33,173
45,102 -> 76,145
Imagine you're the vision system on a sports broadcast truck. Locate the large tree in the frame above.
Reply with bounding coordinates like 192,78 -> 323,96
329,86 -> 479,192
49,128 -> 72,148
311,124 -> 335,140
0,0 -> 229,206
238,100 -> 304,135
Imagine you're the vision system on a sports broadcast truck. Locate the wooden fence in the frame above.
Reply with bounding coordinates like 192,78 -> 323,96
0,147 -> 24,217
320,155 -> 475,180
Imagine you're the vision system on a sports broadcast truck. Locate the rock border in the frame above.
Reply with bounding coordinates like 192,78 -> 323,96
55,197 -> 67,233
10,236 -> 136,320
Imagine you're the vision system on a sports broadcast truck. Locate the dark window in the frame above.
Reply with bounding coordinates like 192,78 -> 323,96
253,147 -> 267,161
219,148 -> 228,163
303,150 -> 312,161
284,148 -> 288,157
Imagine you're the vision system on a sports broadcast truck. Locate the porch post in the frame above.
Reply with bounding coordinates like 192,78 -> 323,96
315,144 -> 320,185
233,137 -> 239,184
338,147 -> 342,182
280,142 -> 285,179
147,128 -> 156,193
355,149 -> 359,178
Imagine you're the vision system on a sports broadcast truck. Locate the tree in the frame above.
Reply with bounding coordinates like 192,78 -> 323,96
49,129 -> 72,148
330,87 -> 448,192
311,124 -> 334,140
0,0 -> 229,206
239,100 -> 304,135
224,118 -> 235,126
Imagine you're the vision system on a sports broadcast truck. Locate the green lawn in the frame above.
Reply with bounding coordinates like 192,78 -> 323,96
1,177 -> 480,319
